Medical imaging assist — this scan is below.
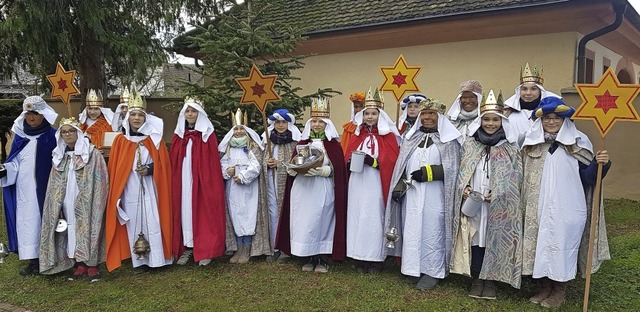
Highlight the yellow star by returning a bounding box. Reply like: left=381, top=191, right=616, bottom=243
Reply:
left=574, top=67, right=640, bottom=137
left=46, top=62, right=80, bottom=106
left=380, top=54, right=422, bottom=102
left=235, top=64, right=281, bottom=112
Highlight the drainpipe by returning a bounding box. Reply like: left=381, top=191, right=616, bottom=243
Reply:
left=576, top=0, right=627, bottom=83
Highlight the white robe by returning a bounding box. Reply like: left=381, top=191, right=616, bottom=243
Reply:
left=221, top=147, right=261, bottom=237
left=289, top=139, right=335, bottom=256
left=118, top=135, right=172, bottom=268
left=180, top=137, right=194, bottom=248
left=532, top=148, right=587, bottom=282
left=61, top=151, right=80, bottom=258
left=1, top=135, right=42, bottom=260
left=468, top=147, right=496, bottom=248
left=346, top=135, right=386, bottom=262
left=267, top=144, right=280, bottom=247
left=507, top=109, right=533, bottom=141
left=401, top=139, right=447, bottom=278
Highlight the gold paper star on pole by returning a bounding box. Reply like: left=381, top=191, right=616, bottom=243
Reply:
left=235, top=64, right=281, bottom=112
left=46, top=62, right=80, bottom=107
left=380, top=54, right=422, bottom=102
left=573, top=67, right=640, bottom=137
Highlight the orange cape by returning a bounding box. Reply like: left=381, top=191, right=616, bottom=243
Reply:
left=340, top=122, right=357, bottom=157
left=81, top=116, right=111, bottom=148
left=105, top=135, right=172, bottom=271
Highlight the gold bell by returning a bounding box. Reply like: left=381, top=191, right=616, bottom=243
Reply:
left=133, top=232, right=150, bottom=260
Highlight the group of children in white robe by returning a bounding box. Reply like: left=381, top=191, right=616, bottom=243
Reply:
left=1, top=65, right=612, bottom=308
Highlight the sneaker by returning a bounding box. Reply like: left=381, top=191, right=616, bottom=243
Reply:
left=87, top=266, right=100, bottom=282
left=133, top=265, right=149, bottom=274
left=68, top=263, right=87, bottom=281
left=468, top=278, right=484, bottom=298
left=198, top=258, right=212, bottom=266
left=176, top=249, right=193, bottom=265
left=19, top=262, right=39, bottom=276
left=314, top=258, right=329, bottom=273
left=301, top=257, right=318, bottom=272
left=480, top=280, right=496, bottom=300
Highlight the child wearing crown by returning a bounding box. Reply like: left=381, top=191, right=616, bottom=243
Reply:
left=344, top=87, right=399, bottom=274
left=38, top=117, right=108, bottom=282
left=219, top=110, right=271, bottom=264
left=170, top=97, right=226, bottom=266
left=450, top=90, right=523, bottom=299
left=276, top=97, right=347, bottom=273
left=520, top=96, right=611, bottom=308
left=385, top=98, right=461, bottom=290
left=0, top=96, right=58, bottom=276
left=503, top=63, right=561, bottom=139
left=79, top=89, right=114, bottom=148
left=104, top=90, right=173, bottom=273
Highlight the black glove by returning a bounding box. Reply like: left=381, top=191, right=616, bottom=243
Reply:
left=410, top=169, right=424, bottom=182
left=363, top=154, right=379, bottom=169
left=391, top=179, right=407, bottom=203
left=411, top=165, right=445, bottom=182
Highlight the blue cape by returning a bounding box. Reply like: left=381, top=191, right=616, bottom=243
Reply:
left=2, top=127, right=56, bottom=252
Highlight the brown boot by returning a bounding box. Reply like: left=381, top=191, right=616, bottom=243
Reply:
left=229, top=248, right=241, bottom=263
left=237, top=244, right=252, bottom=264
left=541, top=281, right=567, bottom=308
left=530, top=277, right=553, bottom=304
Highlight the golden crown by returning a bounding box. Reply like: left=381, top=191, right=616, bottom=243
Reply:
left=310, top=97, right=330, bottom=118
left=364, top=87, right=384, bottom=110
left=128, top=88, right=146, bottom=111
left=419, top=98, right=447, bottom=115
left=185, top=96, right=204, bottom=109
left=86, top=89, right=103, bottom=107
left=59, top=116, right=81, bottom=128
left=520, top=63, right=544, bottom=85
left=481, top=89, right=504, bottom=114
left=120, top=87, right=130, bottom=104
left=230, top=108, right=248, bottom=127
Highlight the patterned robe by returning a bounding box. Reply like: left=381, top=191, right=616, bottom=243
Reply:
left=39, top=146, right=108, bottom=274
left=451, top=138, right=524, bottom=288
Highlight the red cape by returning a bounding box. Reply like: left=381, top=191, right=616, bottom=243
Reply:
left=340, top=122, right=357, bottom=158
left=344, top=126, right=399, bottom=204
left=170, top=131, right=226, bottom=261
left=105, top=135, right=172, bottom=272
left=275, top=138, right=347, bottom=261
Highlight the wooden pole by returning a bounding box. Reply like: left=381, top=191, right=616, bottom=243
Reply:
left=261, top=110, right=277, bottom=186
left=582, top=138, right=606, bottom=312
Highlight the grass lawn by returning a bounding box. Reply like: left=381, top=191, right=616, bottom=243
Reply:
left=0, top=198, right=638, bottom=311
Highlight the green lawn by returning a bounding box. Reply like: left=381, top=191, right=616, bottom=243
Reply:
left=0, top=198, right=638, bottom=311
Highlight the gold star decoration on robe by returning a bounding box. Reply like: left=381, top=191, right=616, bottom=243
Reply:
left=46, top=62, right=80, bottom=106
left=573, top=67, right=640, bottom=137
left=379, top=54, right=422, bottom=102
left=235, top=64, right=281, bottom=112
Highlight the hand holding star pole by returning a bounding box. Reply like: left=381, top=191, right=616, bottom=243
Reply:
left=46, top=62, right=80, bottom=117
left=573, top=67, right=640, bottom=312
left=380, top=54, right=422, bottom=122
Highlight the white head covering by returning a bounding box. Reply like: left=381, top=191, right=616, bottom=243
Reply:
left=504, top=83, right=561, bottom=111
left=397, top=93, right=428, bottom=130
left=122, top=110, right=165, bottom=148
left=12, top=96, right=59, bottom=136
left=111, top=103, right=128, bottom=131
left=79, top=107, right=115, bottom=125
left=353, top=108, right=400, bottom=137
left=52, top=122, right=92, bottom=166
left=262, top=109, right=302, bottom=142
left=522, top=118, right=593, bottom=152
left=218, top=125, right=265, bottom=152
left=467, top=111, right=518, bottom=144
left=174, top=100, right=215, bottom=142
left=405, top=112, right=462, bottom=143
left=300, top=117, right=340, bottom=141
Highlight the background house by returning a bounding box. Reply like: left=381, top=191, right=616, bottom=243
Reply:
left=177, top=0, right=640, bottom=198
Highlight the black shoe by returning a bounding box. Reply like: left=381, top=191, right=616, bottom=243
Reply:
left=19, top=262, right=39, bottom=276
left=416, top=275, right=440, bottom=291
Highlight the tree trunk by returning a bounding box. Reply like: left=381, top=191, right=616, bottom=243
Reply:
left=77, top=28, right=106, bottom=111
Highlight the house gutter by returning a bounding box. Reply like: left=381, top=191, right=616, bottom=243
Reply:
left=576, top=0, right=627, bottom=83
